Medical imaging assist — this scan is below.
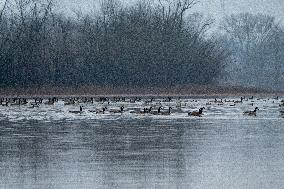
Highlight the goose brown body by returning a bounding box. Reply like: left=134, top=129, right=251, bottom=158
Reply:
left=189, top=108, right=205, bottom=117
left=243, top=107, right=259, bottom=116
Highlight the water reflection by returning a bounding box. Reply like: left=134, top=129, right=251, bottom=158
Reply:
left=1, top=118, right=284, bottom=189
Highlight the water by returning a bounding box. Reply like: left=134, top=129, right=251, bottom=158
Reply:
left=1, top=97, right=284, bottom=189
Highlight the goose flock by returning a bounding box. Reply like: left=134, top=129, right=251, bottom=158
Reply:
left=1, top=96, right=284, bottom=120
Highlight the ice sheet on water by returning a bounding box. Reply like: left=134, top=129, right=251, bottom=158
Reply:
left=0, top=97, right=283, bottom=123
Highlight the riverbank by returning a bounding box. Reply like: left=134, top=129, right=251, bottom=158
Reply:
left=0, top=85, right=282, bottom=98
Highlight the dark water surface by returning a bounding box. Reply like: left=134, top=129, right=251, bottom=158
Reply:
left=1, top=118, right=284, bottom=189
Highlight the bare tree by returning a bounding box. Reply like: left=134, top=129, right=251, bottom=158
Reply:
left=0, top=0, right=227, bottom=88
left=0, top=0, right=8, bottom=24
left=221, top=13, right=284, bottom=89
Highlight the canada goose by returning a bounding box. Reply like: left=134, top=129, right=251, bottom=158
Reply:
left=132, top=106, right=152, bottom=115
left=1, top=101, right=8, bottom=106
left=243, top=107, right=259, bottom=116
left=45, top=98, right=55, bottom=105
left=35, top=98, right=43, bottom=104
left=176, top=101, right=182, bottom=108
left=30, top=100, right=40, bottom=107
left=99, top=97, right=108, bottom=102
left=88, top=107, right=107, bottom=113
left=234, top=97, right=243, bottom=104
left=145, top=98, right=154, bottom=104
left=95, top=107, right=107, bottom=114
left=109, top=106, right=124, bottom=113
left=225, top=99, right=234, bottom=103
left=150, top=107, right=162, bottom=115
left=130, top=108, right=144, bottom=114
left=29, top=103, right=40, bottom=108
left=160, top=107, right=172, bottom=115
left=188, top=107, right=205, bottom=117
left=69, top=106, right=83, bottom=114
left=64, top=99, right=75, bottom=105
left=130, top=98, right=136, bottom=103
left=214, top=98, right=223, bottom=103
left=22, top=98, right=28, bottom=105
left=144, top=107, right=152, bottom=113
left=10, top=98, right=21, bottom=106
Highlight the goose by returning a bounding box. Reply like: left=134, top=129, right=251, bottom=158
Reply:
left=145, top=98, right=154, bottom=104
left=10, top=98, right=21, bottom=106
left=109, top=106, right=124, bottom=113
left=34, top=98, right=43, bottom=104
left=150, top=107, right=162, bottom=115
left=234, top=97, right=243, bottom=104
left=94, top=107, right=107, bottom=114
left=176, top=101, right=182, bottom=108
left=144, top=107, right=152, bottom=113
left=243, top=107, right=259, bottom=116
left=130, top=108, right=144, bottom=114
left=29, top=103, right=40, bottom=108
left=188, top=107, right=205, bottom=117
left=132, top=107, right=152, bottom=115
left=88, top=107, right=107, bottom=113
left=130, top=98, right=136, bottom=103
left=160, top=107, right=172, bottom=115
left=21, top=98, right=28, bottom=105
left=1, top=101, right=8, bottom=106
left=69, top=106, right=83, bottom=114
left=45, top=98, right=55, bottom=105
left=225, top=99, right=234, bottom=103
left=64, top=99, right=75, bottom=105
left=214, top=98, right=223, bottom=103
left=280, top=111, right=284, bottom=118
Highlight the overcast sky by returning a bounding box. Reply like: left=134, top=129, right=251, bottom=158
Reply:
left=0, top=0, right=283, bottom=22
left=56, top=0, right=284, bottom=22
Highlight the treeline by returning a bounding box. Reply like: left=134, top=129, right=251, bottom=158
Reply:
left=220, top=13, right=284, bottom=90
left=0, top=0, right=227, bottom=88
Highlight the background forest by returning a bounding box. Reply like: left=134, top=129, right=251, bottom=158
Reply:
left=0, top=0, right=283, bottom=90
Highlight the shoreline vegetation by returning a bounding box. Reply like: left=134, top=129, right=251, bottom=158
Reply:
left=1, top=0, right=283, bottom=91
left=0, top=85, right=282, bottom=98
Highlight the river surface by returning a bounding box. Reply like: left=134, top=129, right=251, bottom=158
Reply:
left=0, top=97, right=284, bottom=189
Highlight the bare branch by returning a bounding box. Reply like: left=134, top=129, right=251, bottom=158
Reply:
left=0, top=0, right=8, bottom=24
